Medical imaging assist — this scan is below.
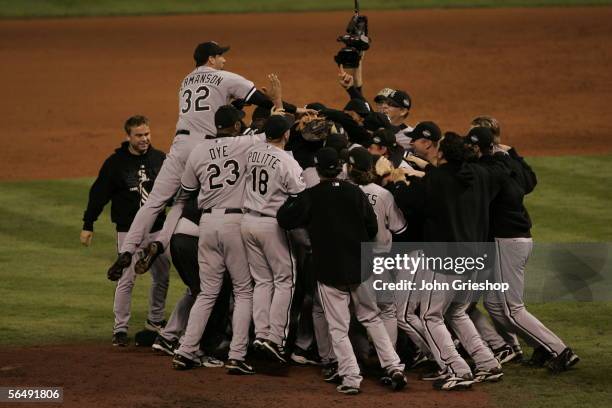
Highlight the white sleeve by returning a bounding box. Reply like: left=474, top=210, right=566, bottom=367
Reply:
left=226, top=72, right=256, bottom=101
left=284, top=158, right=306, bottom=196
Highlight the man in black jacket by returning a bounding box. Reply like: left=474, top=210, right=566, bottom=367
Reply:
left=81, top=115, right=170, bottom=347
left=277, top=147, right=406, bottom=395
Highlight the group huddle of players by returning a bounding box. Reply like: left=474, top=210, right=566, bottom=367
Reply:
left=101, top=41, right=579, bottom=395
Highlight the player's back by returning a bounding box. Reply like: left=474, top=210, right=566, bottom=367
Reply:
left=359, top=182, right=406, bottom=253
left=176, top=66, right=255, bottom=136
left=182, top=134, right=265, bottom=210
left=244, top=143, right=305, bottom=216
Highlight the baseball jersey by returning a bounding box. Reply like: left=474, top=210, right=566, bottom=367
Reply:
left=395, top=125, right=414, bottom=150
left=359, top=183, right=407, bottom=253
left=181, top=134, right=265, bottom=210
left=175, top=66, right=256, bottom=136
left=243, top=144, right=306, bottom=216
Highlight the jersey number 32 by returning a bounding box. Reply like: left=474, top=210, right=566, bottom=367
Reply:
left=181, top=86, right=211, bottom=113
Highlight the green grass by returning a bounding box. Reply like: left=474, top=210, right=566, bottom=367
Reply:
left=1, top=0, right=611, bottom=19
left=0, top=154, right=610, bottom=407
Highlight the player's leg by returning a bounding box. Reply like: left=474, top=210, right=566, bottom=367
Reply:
left=468, top=304, right=509, bottom=351
left=174, top=217, right=225, bottom=360
left=394, top=266, right=431, bottom=355
left=241, top=214, right=273, bottom=343
left=312, top=284, right=336, bottom=365
left=419, top=269, right=472, bottom=378
left=113, top=232, right=138, bottom=339
left=351, top=281, right=404, bottom=373
left=221, top=214, right=254, bottom=362
left=260, top=218, right=297, bottom=347
left=488, top=238, right=567, bottom=355
left=120, top=134, right=200, bottom=254
left=145, top=231, right=170, bottom=329
left=317, top=282, right=361, bottom=390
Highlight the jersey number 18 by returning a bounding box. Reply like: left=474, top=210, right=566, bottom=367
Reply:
left=250, top=168, right=269, bottom=195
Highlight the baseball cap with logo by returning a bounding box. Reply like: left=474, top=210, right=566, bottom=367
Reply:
left=215, top=105, right=245, bottom=129
left=407, top=121, right=441, bottom=142
left=371, top=128, right=398, bottom=149
left=344, top=99, right=371, bottom=117
left=386, top=90, right=412, bottom=110
left=264, top=115, right=294, bottom=140
left=315, top=147, right=341, bottom=171
left=465, top=126, right=494, bottom=149
left=194, top=41, right=230, bottom=66
left=374, top=88, right=395, bottom=103
left=348, top=147, right=373, bottom=171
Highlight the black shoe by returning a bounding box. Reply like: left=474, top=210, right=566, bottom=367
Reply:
left=474, top=365, right=504, bottom=383
left=290, top=346, right=321, bottom=366
left=152, top=336, right=178, bottom=356
left=145, top=319, right=167, bottom=333
left=172, top=353, right=202, bottom=370
left=410, top=351, right=430, bottom=369
left=547, top=348, right=580, bottom=373
left=262, top=340, right=287, bottom=364
left=135, top=241, right=163, bottom=275
left=336, top=384, right=360, bottom=395
left=322, top=362, right=340, bottom=383
left=112, top=332, right=128, bottom=347
left=390, top=369, right=408, bottom=391
left=421, top=368, right=448, bottom=381
left=226, top=359, right=255, bottom=375
left=523, top=346, right=553, bottom=368
left=433, top=373, right=475, bottom=391
left=252, top=337, right=266, bottom=351
left=107, top=252, right=132, bottom=281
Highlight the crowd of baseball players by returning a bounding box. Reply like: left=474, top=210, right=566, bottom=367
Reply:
left=81, top=41, right=580, bottom=395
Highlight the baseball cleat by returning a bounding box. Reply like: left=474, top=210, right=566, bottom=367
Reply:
left=433, top=373, right=475, bottom=391
left=226, top=359, right=255, bottom=375
left=145, top=319, right=166, bottom=333
left=523, top=346, right=554, bottom=368
left=172, top=353, right=202, bottom=370
left=474, top=366, right=504, bottom=383
left=336, top=384, right=360, bottom=395
left=547, top=347, right=580, bottom=373
left=421, top=368, right=448, bottom=381
left=199, top=355, right=225, bottom=368
left=390, top=369, right=408, bottom=391
left=322, top=362, right=340, bottom=383
left=262, top=340, right=287, bottom=364
left=252, top=337, right=266, bottom=351
left=107, top=252, right=132, bottom=281
left=135, top=241, right=163, bottom=275
left=112, top=332, right=128, bottom=347
left=379, top=375, right=392, bottom=386
left=494, top=345, right=520, bottom=365
left=290, top=347, right=321, bottom=366
left=152, top=336, right=178, bottom=356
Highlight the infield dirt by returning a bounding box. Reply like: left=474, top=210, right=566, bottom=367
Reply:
left=1, top=7, right=611, bottom=181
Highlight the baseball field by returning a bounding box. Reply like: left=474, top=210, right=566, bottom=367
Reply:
left=0, top=1, right=611, bottom=407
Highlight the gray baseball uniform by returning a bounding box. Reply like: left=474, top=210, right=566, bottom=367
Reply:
left=241, top=143, right=306, bottom=346
left=175, top=133, right=265, bottom=362
left=119, top=67, right=255, bottom=254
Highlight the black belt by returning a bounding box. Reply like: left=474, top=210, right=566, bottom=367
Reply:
left=176, top=129, right=190, bottom=136
left=202, top=208, right=243, bottom=214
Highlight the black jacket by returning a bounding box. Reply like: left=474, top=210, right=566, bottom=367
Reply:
left=82, top=142, right=166, bottom=232
left=277, top=179, right=378, bottom=286
left=390, top=162, right=502, bottom=243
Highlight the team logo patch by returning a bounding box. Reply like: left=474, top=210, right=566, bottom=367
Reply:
left=423, top=130, right=431, bottom=138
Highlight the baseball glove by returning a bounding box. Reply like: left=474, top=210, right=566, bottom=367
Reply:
left=301, top=118, right=335, bottom=142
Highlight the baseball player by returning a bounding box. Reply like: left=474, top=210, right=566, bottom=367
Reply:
left=241, top=114, right=306, bottom=362
left=81, top=115, right=170, bottom=346
left=106, top=42, right=287, bottom=278
left=277, top=147, right=407, bottom=395
left=465, top=126, right=580, bottom=372
left=171, top=105, right=266, bottom=374
left=380, top=90, right=413, bottom=149
left=389, top=133, right=503, bottom=390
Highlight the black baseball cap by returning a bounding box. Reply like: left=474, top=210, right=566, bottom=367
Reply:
left=315, top=147, right=340, bottom=171
left=252, top=106, right=271, bottom=122
left=194, top=41, right=230, bottom=65
left=348, top=147, right=373, bottom=171
left=343, top=99, right=371, bottom=117
left=407, top=121, right=441, bottom=142
left=363, top=112, right=392, bottom=132
left=215, top=105, right=245, bottom=129
left=374, top=88, right=395, bottom=103
left=386, top=90, right=411, bottom=110
left=325, top=132, right=349, bottom=153
left=264, top=115, right=294, bottom=140
left=371, top=128, right=398, bottom=149
left=465, top=126, right=494, bottom=149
